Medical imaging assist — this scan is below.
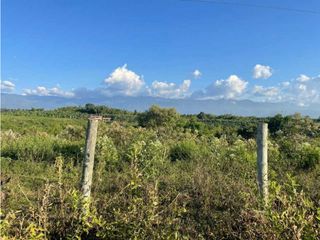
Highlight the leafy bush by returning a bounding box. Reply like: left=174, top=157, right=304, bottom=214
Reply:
left=298, top=145, right=320, bottom=170
left=264, top=177, right=320, bottom=239
left=138, top=105, right=180, bottom=128
left=58, top=124, right=85, bottom=141
left=1, top=132, right=82, bottom=163
left=169, top=140, right=199, bottom=162
left=1, top=135, right=57, bottom=162
left=1, top=109, right=320, bottom=239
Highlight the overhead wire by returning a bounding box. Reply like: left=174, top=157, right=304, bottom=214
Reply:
left=180, top=0, right=320, bottom=15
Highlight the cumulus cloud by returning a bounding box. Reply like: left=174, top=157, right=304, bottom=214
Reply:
left=104, top=64, right=145, bottom=96
left=193, top=75, right=248, bottom=99
left=252, top=85, right=281, bottom=101
left=10, top=62, right=319, bottom=107
left=214, top=75, right=248, bottom=98
left=150, top=79, right=191, bottom=98
left=296, top=74, right=310, bottom=82
left=253, top=64, right=273, bottom=79
left=193, top=69, right=201, bottom=79
left=102, top=64, right=194, bottom=98
left=287, top=75, right=320, bottom=106
left=253, top=86, right=279, bottom=97
left=248, top=73, right=320, bottom=106
left=252, top=74, right=320, bottom=106
left=23, top=86, right=75, bottom=98
left=1, top=80, right=15, bottom=92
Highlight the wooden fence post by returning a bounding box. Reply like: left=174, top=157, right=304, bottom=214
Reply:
left=257, top=122, right=268, bottom=204
left=81, top=115, right=102, bottom=199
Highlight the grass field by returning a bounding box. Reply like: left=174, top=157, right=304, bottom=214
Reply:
left=1, top=106, right=319, bottom=239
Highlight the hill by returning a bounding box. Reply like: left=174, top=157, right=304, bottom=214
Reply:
left=2, top=93, right=320, bottom=117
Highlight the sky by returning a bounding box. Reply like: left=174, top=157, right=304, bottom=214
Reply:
left=1, top=0, right=320, bottom=106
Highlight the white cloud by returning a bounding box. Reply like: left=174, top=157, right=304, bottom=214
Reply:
left=181, top=79, right=191, bottom=91
left=252, top=85, right=281, bottom=101
left=193, top=75, right=248, bottom=99
left=1, top=80, right=15, bottom=92
left=291, top=77, right=319, bottom=105
left=247, top=74, right=320, bottom=105
left=274, top=74, right=320, bottom=106
left=214, top=75, right=247, bottom=99
left=281, top=81, right=290, bottom=87
left=253, top=64, right=273, bottom=79
left=296, top=74, right=310, bottom=82
left=193, top=69, right=202, bottom=78
left=253, top=85, right=279, bottom=97
left=104, top=64, right=145, bottom=96
left=298, top=84, right=307, bottom=91
left=150, top=79, right=191, bottom=98
left=23, top=86, right=74, bottom=98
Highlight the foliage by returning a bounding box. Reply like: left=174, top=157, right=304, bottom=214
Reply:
left=264, top=177, right=320, bottom=239
left=137, top=105, right=180, bottom=128
left=1, top=131, right=83, bottom=163
left=1, top=106, right=319, bottom=239
left=298, top=145, right=320, bottom=170
left=169, top=140, right=199, bottom=162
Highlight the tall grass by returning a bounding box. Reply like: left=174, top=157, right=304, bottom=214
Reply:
left=1, top=113, right=319, bottom=239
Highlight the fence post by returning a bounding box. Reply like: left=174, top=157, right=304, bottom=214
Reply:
left=81, top=115, right=102, bottom=199
left=257, top=122, right=268, bottom=204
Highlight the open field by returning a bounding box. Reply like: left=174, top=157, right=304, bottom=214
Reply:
left=1, top=105, right=320, bottom=239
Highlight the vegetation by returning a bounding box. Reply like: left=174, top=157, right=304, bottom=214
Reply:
left=1, top=105, right=319, bottom=239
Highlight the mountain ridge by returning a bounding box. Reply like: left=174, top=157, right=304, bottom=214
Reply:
left=1, top=93, right=319, bottom=117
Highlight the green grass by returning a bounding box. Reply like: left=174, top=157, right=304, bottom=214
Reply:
left=1, top=109, right=319, bottom=239
left=1, top=114, right=86, bottom=135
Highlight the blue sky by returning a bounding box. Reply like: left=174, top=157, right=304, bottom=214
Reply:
left=1, top=0, right=320, bottom=105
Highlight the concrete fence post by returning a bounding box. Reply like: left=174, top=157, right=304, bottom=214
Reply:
left=257, top=122, right=268, bottom=204
left=81, top=115, right=102, bottom=199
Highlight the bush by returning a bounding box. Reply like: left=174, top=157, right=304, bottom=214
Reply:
left=169, top=140, right=199, bottom=162
left=138, top=105, right=180, bottom=128
left=1, top=110, right=320, bottom=239
left=58, top=124, right=84, bottom=141
left=264, top=177, right=320, bottom=239
left=1, top=133, right=83, bottom=163
left=1, top=135, right=56, bottom=162
left=298, top=145, right=320, bottom=170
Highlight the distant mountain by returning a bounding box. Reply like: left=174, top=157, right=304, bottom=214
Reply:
left=1, top=93, right=319, bottom=117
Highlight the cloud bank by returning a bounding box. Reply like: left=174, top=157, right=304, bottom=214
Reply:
left=193, top=75, right=248, bottom=100
left=1, top=80, right=15, bottom=92
left=5, top=64, right=320, bottom=107
left=150, top=79, right=191, bottom=98
left=23, top=86, right=75, bottom=98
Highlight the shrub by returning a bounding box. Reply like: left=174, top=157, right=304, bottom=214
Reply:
left=1, top=133, right=83, bottom=163
left=264, top=177, right=320, bottom=239
left=298, top=145, right=320, bottom=170
left=1, top=110, right=320, bottom=239
left=169, top=140, right=199, bottom=162
left=1, top=135, right=57, bottom=162
left=58, top=124, right=84, bottom=141
left=138, top=105, right=180, bottom=128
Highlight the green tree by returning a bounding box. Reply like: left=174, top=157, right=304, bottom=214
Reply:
left=138, top=105, right=180, bottom=128
left=268, top=114, right=286, bottom=134
left=84, top=103, right=99, bottom=114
